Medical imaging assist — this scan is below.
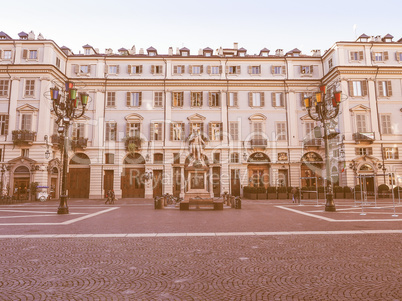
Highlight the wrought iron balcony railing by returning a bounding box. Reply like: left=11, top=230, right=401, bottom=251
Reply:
left=353, top=132, right=375, bottom=143
left=71, top=137, right=88, bottom=149
left=250, top=139, right=267, bottom=148
left=12, top=130, right=36, bottom=145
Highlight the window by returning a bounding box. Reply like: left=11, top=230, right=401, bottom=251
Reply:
left=129, top=65, right=143, bottom=74
left=305, top=121, right=315, bottom=136
left=249, top=65, right=261, bottom=75
left=105, top=123, right=117, bottom=141
left=272, top=66, right=285, bottom=75
left=355, top=114, right=367, bottom=132
left=384, top=147, right=399, bottom=160
left=3, top=50, right=12, bottom=60
left=105, top=153, right=115, bottom=164
left=173, top=65, right=185, bottom=75
left=209, top=123, right=222, bottom=141
left=208, top=66, right=221, bottom=74
left=231, top=153, right=240, bottom=163
left=154, top=92, right=163, bottom=107
left=229, top=121, right=239, bottom=141
left=300, top=65, right=313, bottom=75
left=373, top=51, right=388, bottom=62
left=29, top=50, right=37, bottom=60
left=56, top=57, right=61, bottom=68
left=378, top=81, right=392, bottom=97
left=252, top=122, right=264, bottom=139
left=249, top=92, right=264, bottom=107
left=227, top=65, right=240, bottom=75
left=84, top=48, right=91, bottom=55
left=271, top=92, right=284, bottom=107
left=328, top=58, right=333, bottom=69
left=25, top=79, right=35, bottom=97
left=107, top=92, right=116, bottom=107
left=213, top=153, right=220, bottom=163
left=151, top=123, right=163, bottom=141
left=355, top=147, right=373, bottom=156
left=190, top=65, right=203, bottom=75
left=173, top=153, right=180, bottom=164
left=151, top=65, right=163, bottom=74
left=396, top=52, right=402, bottom=62
left=0, top=80, right=9, bottom=97
left=72, top=123, right=85, bottom=138
left=0, top=115, right=9, bottom=135
left=170, top=122, right=185, bottom=141
left=127, top=123, right=141, bottom=137
left=80, top=65, right=89, bottom=74
left=350, top=51, right=364, bottom=61
left=172, top=92, right=183, bottom=107
left=209, top=92, right=220, bottom=107
left=380, top=115, right=392, bottom=134
left=154, top=153, right=163, bottom=163
left=189, top=123, right=204, bottom=136
left=276, top=122, right=287, bottom=141
left=348, top=81, right=367, bottom=97
left=127, top=92, right=142, bottom=107
left=191, top=92, right=203, bottom=107
left=21, top=149, right=29, bottom=158
left=228, top=92, right=238, bottom=107
left=21, top=114, right=32, bottom=131
left=108, top=65, right=119, bottom=74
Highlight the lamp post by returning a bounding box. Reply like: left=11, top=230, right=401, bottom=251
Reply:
left=50, top=81, right=88, bottom=214
left=304, top=85, right=342, bottom=212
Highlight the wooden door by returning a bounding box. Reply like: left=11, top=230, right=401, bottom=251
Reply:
left=212, top=167, right=221, bottom=197
left=51, top=178, right=57, bottom=198
left=121, top=168, right=145, bottom=198
left=14, top=178, right=29, bottom=200
left=231, top=169, right=241, bottom=196
left=104, top=170, right=114, bottom=197
left=153, top=170, right=163, bottom=198
left=68, top=168, right=90, bottom=198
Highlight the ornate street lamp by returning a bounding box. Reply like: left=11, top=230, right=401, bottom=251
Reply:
left=304, top=85, right=342, bottom=212
left=50, top=81, right=89, bottom=214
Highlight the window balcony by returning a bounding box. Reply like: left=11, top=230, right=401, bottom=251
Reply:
left=250, top=139, right=267, bottom=149
left=304, top=139, right=322, bottom=147
left=12, top=130, right=36, bottom=146
left=71, top=137, right=88, bottom=149
left=353, top=132, right=375, bottom=143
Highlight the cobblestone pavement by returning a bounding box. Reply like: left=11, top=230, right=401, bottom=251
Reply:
left=0, top=199, right=401, bottom=300
left=0, top=235, right=401, bottom=300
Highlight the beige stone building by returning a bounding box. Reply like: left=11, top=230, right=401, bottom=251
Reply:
left=0, top=31, right=401, bottom=200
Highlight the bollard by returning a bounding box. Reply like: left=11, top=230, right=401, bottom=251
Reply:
left=230, top=196, right=235, bottom=208
left=235, top=197, right=242, bottom=209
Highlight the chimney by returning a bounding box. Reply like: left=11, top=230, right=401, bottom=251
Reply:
left=311, top=49, right=321, bottom=56
left=168, top=47, right=173, bottom=56
left=176, top=47, right=180, bottom=55
left=234, top=42, right=238, bottom=50
left=275, top=49, right=283, bottom=56
left=139, top=48, right=144, bottom=55
left=198, top=48, right=203, bottom=55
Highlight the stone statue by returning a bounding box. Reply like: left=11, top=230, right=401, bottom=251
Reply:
left=189, top=129, right=205, bottom=161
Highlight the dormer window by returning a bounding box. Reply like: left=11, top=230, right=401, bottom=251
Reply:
left=237, top=48, right=247, bottom=57
left=82, top=44, right=94, bottom=55
left=18, top=32, right=28, bottom=40
left=289, top=48, right=301, bottom=57
left=85, top=49, right=90, bottom=55
left=147, top=47, right=157, bottom=56
left=382, top=34, right=394, bottom=42
left=118, top=48, right=129, bottom=55
left=259, top=48, right=270, bottom=57
left=180, top=47, right=190, bottom=56
left=357, top=34, right=369, bottom=42
left=203, top=47, right=213, bottom=57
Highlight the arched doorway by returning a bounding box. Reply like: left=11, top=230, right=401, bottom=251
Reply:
left=247, top=152, right=270, bottom=188
left=358, top=163, right=375, bottom=195
left=301, top=152, right=323, bottom=187
left=13, top=166, right=30, bottom=200
left=121, top=153, right=145, bottom=198
left=68, top=153, right=90, bottom=198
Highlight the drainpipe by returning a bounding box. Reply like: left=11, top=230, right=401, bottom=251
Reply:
left=163, top=58, right=167, bottom=195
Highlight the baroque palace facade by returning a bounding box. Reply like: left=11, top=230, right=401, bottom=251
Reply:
left=0, top=30, right=401, bottom=200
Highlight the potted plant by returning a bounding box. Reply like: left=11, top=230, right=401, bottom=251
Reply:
left=344, top=186, right=353, bottom=199
left=29, top=182, right=39, bottom=202
left=377, top=184, right=390, bottom=199
left=334, top=186, right=344, bottom=199
left=243, top=186, right=257, bottom=199
left=277, top=186, right=287, bottom=199
left=256, top=186, right=267, bottom=199
left=267, top=186, right=277, bottom=199
left=354, top=184, right=362, bottom=200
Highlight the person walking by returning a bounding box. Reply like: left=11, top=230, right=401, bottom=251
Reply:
left=291, top=187, right=299, bottom=204
left=105, top=190, right=111, bottom=204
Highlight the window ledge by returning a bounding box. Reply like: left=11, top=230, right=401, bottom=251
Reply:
left=129, top=73, right=142, bottom=76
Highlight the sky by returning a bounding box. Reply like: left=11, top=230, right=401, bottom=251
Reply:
left=2, top=0, right=402, bottom=55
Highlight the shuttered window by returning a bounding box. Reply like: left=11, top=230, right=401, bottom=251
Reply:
left=105, top=123, right=117, bottom=141
left=170, top=122, right=185, bottom=141
left=248, top=92, right=265, bottom=107
left=384, top=147, right=399, bottom=160
left=209, top=122, right=223, bottom=141
left=189, top=123, right=204, bottom=136
left=129, top=65, right=143, bottom=74
left=151, top=65, right=163, bottom=74
left=172, top=92, right=183, bottom=107
left=350, top=51, right=364, bottom=61
left=396, top=52, right=402, bottom=62
left=173, top=65, right=185, bottom=74
left=378, top=81, right=392, bottom=97
left=228, top=92, right=238, bottom=107
left=227, top=66, right=241, bottom=75
left=348, top=81, right=367, bottom=97
left=355, top=114, right=367, bottom=132
left=151, top=123, right=163, bottom=141
left=154, top=92, right=163, bottom=107
left=372, top=51, right=389, bottom=61
left=0, top=80, right=9, bottom=97
left=107, top=92, right=116, bottom=107
left=191, top=92, right=203, bottom=107
left=276, top=122, right=287, bottom=141
left=107, top=65, right=119, bottom=74
left=300, top=65, right=313, bottom=75
left=229, top=122, right=239, bottom=141
left=271, top=66, right=286, bottom=75
left=0, top=115, right=9, bottom=135
left=380, top=115, right=392, bottom=134
left=209, top=92, right=220, bottom=107
left=271, top=92, right=284, bottom=107
left=126, top=92, right=142, bottom=107
left=189, top=65, right=203, bottom=74
left=208, top=66, right=222, bottom=74
left=249, top=65, right=261, bottom=74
